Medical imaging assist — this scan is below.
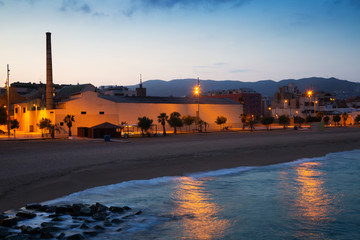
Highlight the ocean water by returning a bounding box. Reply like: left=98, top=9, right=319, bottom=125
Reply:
left=30, top=150, right=360, bottom=239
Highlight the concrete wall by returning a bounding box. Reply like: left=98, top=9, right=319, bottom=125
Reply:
left=57, top=92, right=242, bottom=134
left=13, top=91, right=243, bottom=135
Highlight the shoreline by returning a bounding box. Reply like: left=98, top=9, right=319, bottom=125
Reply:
left=1, top=127, right=360, bottom=212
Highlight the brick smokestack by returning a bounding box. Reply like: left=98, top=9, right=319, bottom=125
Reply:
left=46, top=32, right=54, bottom=109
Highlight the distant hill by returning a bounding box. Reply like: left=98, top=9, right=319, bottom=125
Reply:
left=126, top=77, right=360, bottom=99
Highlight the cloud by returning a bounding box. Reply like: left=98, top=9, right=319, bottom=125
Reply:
left=60, top=0, right=91, bottom=14
left=123, top=0, right=251, bottom=16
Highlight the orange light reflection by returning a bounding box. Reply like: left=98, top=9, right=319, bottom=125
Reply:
left=171, top=177, right=231, bottom=240
left=294, top=162, right=334, bottom=221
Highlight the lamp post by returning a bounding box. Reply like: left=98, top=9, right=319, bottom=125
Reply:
left=314, top=100, right=318, bottom=116
left=284, top=99, right=288, bottom=115
left=6, top=64, right=10, bottom=138
left=33, top=104, right=38, bottom=131
left=194, top=78, right=200, bottom=131
left=307, top=90, right=313, bottom=116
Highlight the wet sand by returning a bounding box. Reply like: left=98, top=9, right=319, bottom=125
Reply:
left=1, top=127, right=360, bottom=212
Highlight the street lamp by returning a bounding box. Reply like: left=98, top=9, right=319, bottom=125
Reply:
left=33, top=104, right=38, bottom=131
left=6, top=64, right=10, bottom=138
left=307, top=90, right=313, bottom=115
left=284, top=99, right=288, bottom=115
left=314, top=100, right=318, bottom=116
left=194, top=78, right=200, bottom=131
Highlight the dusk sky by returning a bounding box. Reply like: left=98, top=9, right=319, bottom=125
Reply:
left=1, top=0, right=360, bottom=87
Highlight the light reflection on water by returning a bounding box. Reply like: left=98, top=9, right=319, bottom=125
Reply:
left=170, top=177, right=232, bottom=240
left=27, top=150, right=359, bottom=239
left=286, top=161, right=340, bottom=240
left=294, top=162, right=334, bottom=221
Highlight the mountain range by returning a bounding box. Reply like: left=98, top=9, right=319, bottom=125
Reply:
left=127, top=77, right=360, bottom=99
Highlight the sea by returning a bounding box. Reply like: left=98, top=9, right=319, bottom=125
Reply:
left=17, top=150, right=360, bottom=239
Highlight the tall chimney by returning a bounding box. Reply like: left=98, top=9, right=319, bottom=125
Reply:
left=46, top=32, right=54, bottom=109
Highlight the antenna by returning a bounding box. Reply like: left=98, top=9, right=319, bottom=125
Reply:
left=140, top=74, right=143, bottom=87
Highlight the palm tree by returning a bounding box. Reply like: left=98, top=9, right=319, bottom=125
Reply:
left=199, top=119, right=209, bottom=132
left=240, top=113, right=247, bottom=130
left=182, top=115, right=195, bottom=132
left=167, top=112, right=183, bottom=134
left=138, top=116, right=153, bottom=136
left=157, top=113, right=168, bottom=136
left=341, top=112, right=349, bottom=126
left=333, top=114, right=341, bottom=127
left=119, top=121, right=127, bottom=137
left=64, top=114, right=75, bottom=136
left=10, top=119, right=19, bottom=138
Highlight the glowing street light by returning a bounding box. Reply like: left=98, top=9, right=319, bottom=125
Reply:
left=307, top=90, right=313, bottom=116
left=6, top=64, right=10, bottom=138
left=284, top=99, right=288, bottom=115
left=194, top=78, right=200, bottom=131
left=314, top=100, right=318, bottom=116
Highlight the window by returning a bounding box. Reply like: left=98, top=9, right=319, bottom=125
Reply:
left=60, top=122, right=64, bottom=126
left=81, top=111, right=86, bottom=115
left=23, top=107, right=26, bottom=113
left=99, top=111, right=104, bottom=115
left=15, top=108, right=18, bottom=114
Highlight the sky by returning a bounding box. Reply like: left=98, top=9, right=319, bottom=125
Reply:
left=0, top=0, right=360, bottom=87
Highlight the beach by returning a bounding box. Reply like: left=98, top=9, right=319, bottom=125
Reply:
left=1, top=127, right=360, bottom=212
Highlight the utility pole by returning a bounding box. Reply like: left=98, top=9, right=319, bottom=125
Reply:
left=6, top=64, right=10, bottom=138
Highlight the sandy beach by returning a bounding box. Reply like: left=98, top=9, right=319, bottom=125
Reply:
left=1, top=127, right=360, bottom=212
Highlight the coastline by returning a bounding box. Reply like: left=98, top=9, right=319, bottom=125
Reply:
left=1, top=127, right=360, bottom=212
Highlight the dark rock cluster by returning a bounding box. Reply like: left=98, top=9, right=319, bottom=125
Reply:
left=0, top=202, right=143, bottom=239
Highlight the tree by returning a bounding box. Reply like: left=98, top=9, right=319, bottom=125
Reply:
left=199, top=119, right=209, bottom=132
left=306, top=115, right=321, bottom=123
left=240, top=113, right=247, bottom=130
left=355, top=115, right=360, bottom=125
left=119, top=121, right=127, bottom=137
left=182, top=115, right=195, bottom=132
left=246, top=116, right=255, bottom=131
left=215, top=116, right=227, bottom=130
left=333, top=114, right=341, bottom=127
left=316, top=112, right=324, bottom=122
left=49, top=124, right=60, bottom=139
left=38, top=118, right=58, bottom=138
left=323, top=116, right=330, bottom=126
left=278, top=115, right=290, bottom=129
left=157, top=113, right=168, bottom=136
left=167, top=112, right=183, bottom=134
left=38, top=118, right=52, bottom=137
left=137, top=116, right=153, bottom=136
left=10, top=119, right=19, bottom=138
left=341, top=112, right=349, bottom=126
left=0, top=106, right=7, bottom=125
left=294, top=116, right=305, bottom=128
left=64, top=114, right=75, bottom=136
left=261, top=116, right=274, bottom=130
